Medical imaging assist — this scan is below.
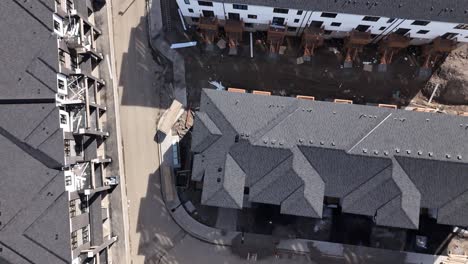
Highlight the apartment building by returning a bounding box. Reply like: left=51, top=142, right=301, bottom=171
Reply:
left=0, top=1, right=117, bottom=263
left=177, top=0, right=468, bottom=45
left=191, top=89, right=468, bottom=230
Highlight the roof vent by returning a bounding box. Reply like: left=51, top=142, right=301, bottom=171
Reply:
left=395, top=148, right=400, bottom=153
left=428, top=152, right=434, bottom=157
left=417, top=151, right=422, bottom=155
left=446, top=154, right=451, bottom=159
left=374, top=150, right=379, bottom=155
left=363, top=148, right=368, bottom=153
left=457, top=155, right=462, bottom=160
left=406, top=150, right=411, bottom=154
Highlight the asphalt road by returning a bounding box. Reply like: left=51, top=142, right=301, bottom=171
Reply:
left=111, top=0, right=183, bottom=263
left=110, top=1, right=302, bottom=263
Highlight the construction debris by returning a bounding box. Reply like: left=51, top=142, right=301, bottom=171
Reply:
left=424, top=44, right=468, bottom=104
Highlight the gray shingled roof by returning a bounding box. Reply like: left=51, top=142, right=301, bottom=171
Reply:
left=0, top=1, right=71, bottom=263
left=216, top=0, right=468, bottom=24
left=192, top=89, right=468, bottom=229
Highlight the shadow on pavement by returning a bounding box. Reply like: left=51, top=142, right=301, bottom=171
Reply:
left=119, top=16, right=171, bottom=109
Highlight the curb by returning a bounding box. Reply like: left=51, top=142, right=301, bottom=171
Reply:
left=105, top=1, right=132, bottom=263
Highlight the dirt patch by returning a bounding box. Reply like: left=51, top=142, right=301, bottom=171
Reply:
left=424, top=44, right=468, bottom=105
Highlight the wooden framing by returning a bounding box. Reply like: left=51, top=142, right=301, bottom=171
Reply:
left=227, top=88, right=246, bottom=93
left=378, top=103, right=398, bottom=109
left=334, top=99, right=353, bottom=104
left=296, top=95, right=315, bottom=101
left=252, top=90, right=271, bottom=95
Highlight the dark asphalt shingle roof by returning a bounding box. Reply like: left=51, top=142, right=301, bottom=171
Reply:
left=0, top=0, right=58, bottom=100
left=216, top=0, right=468, bottom=24
left=0, top=1, right=71, bottom=263
left=192, top=89, right=468, bottom=229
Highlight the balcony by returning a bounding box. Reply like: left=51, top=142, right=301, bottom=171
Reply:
left=63, top=12, right=103, bottom=61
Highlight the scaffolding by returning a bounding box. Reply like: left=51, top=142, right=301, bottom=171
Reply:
left=421, top=37, right=457, bottom=68
left=198, top=16, right=219, bottom=45
left=224, top=19, right=244, bottom=48
left=301, top=26, right=324, bottom=57
left=344, top=30, right=371, bottom=65
left=267, top=23, right=287, bottom=54
left=378, top=33, right=410, bottom=65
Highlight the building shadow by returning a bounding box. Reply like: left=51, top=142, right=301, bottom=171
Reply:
left=118, top=16, right=170, bottom=109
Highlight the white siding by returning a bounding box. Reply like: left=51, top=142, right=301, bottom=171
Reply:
left=176, top=0, right=468, bottom=43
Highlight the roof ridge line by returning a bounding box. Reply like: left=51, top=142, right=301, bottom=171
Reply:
left=279, top=184, right=303, bottom=208
left=438, top=188, right=468, bottom=214
left=342, top=162, right=393, bottom=199
left=249, top=152, right=293, bottom=187
left=23, top=105, right=57, bottom=142
left=347, top=113, right=392, bottom=153
left=250, top=100, right=300, bottom=143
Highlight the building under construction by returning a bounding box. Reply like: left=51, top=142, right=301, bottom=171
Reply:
left=0, top=1, right=122, bottom=263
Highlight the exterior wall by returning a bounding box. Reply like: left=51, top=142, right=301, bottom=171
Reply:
left=176, top=0, right=468, bottom=43
left=53, top=0, right=117, bottom=263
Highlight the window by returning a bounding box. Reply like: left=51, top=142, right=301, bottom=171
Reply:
left=69, top=200, right=76, bottom=217
left=58, top=50, right=66, bottom=65
left=228, top=12, right=240, bottom=21
left=202, top=10, right=214, bottom=17
left=82, top=226, right=89, bottom=244
left=233, top=4, right=247, bottom=10
left=321, top=12, right=337, bottom=18
left=53, top=14, right=63, bottom=36
left=198, top=1, right=213, bottom=6
left=244, top=187, right=250, bottom=195
left=60, top=114, right=67, bottom=125
left=310, top=21, right=323, bottom=28
left=192, top=17, right=199, bottom=22
left=184, top=0, right=190, bottom=4
left=273, top=8, right=289, bottom=14
left=417, top=30, right=429, bottom=34
left=387, top=18, right=396, bottom=23
left=412, top=20, right=430, bottom=26
left=188, top=8, right=193, bottom=13
left=355, top=25, right=370, bottom=32
left=294, top=19, right=300, bottom=23
left=57, top=74, right=67, bottom=94
left=272, top=17, right=285, bottom=25
left=362, top=16, right=380, bottom=22
left=455, top=24, right=468, bottom=30
left=297, top=10, right=303, bottom=15
left=245, top=22, right=253, bottom=28
left=379, top=26, right=386, bottom=30
left=441, top=32, right=458, bottom=39
left=71, top=231, right=78, bottom=249
left=248, top=14, right=257, bottom=19
left=394, top=28, right=410, bottom=35
left=288, top=27, right=297, bottom=32
left=65, top=173, right=72, bottom=186
left=331, top=22, right=341, bottom=27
